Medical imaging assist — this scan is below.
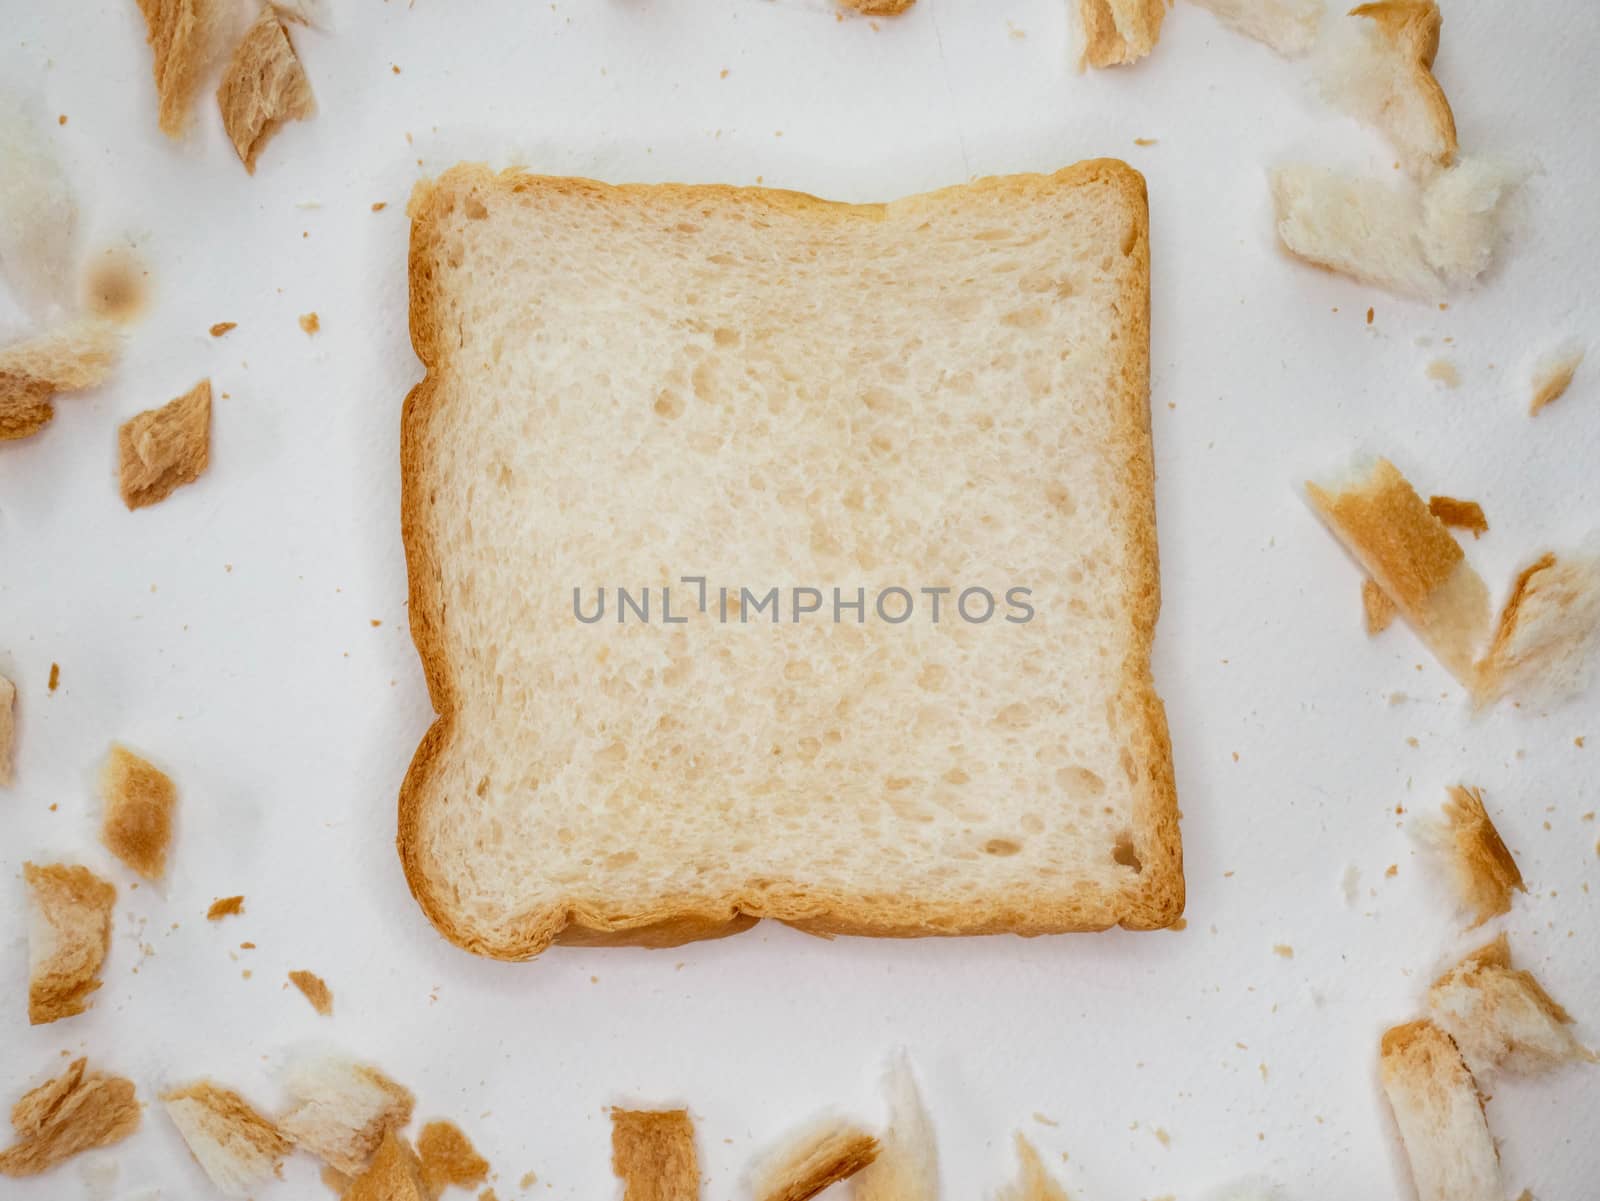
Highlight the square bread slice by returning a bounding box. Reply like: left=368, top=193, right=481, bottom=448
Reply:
left=399, top=161, right=1180, bottom=958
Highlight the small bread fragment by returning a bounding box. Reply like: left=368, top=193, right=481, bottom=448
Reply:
left=1307, top=458, right=1490, bottom=682
left=1079, top=0, right=1168, bottom=69
left=135, top=0, right=232, bottom=137
left=0, top=321, right=120, bottom=442
left=117, top=378, right=211, bottom=510
left=347, top=1130, right=428, bottom=1201
left=1426, top=496, right=1487, bottom=539
left=0, top=1058, right=140, bottom=1177
left=161, top=1081, right=292, bottom=1198
left=1185, top=0, right=1322, bottom=58
left=851, top=1057, right=938, bottom=1201
left=1428, top=934, right=1591, bottom=1076
left=612, top=1109, right=699, bottom=1201
left=418, top=1120, right=489, bottom=1197
left=1318, top=1, right=1456, bottom=176
left=1363, top=577, right=1398, bottom=635
left=0, top=92, right=79, bottom=316
left=216, top=10, right=315, bottom=173
left=24, top=861, right=116, bottom=1025
left=1379, top=1020, right=1501, bottom=1201
left=836, top=0, right=918, bottom=13
left=99, top=744, right=177, bottom=880
left=279, top=1058, right=416, bottom=1177
left=0, top=673, right=14, bottom=786
left=753, top=1119, right=879, bottom=1201
left=1420, top=786, right=1525, bottom=927
left=996, top=1134, right=1070, bottom=1201
left=1474, top=550, right=1600, bottom=707
left=288, top=969, right=334, bottom=1016
left=207, top=895, right=245, bottom=919
left=1529, top=347, right=1584, bottom=416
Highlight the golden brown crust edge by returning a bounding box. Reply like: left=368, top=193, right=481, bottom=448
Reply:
left=395, top=161, right=1180, bottom=959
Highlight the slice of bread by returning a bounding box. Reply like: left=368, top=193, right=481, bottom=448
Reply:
left=24, top=861, right=116, bottom=1025
left=753, top=1119, right=879, bottom=1201
left=160, top=1081, right=291, bottom=1198
left=1306, top=458, right=1490, bottom=683
left=399, top=161, right=1180, bottom=959
left=851, top=1057, right=937, bottom=1201
left=1185, top=0, right=1322, bottom=58
left=1317, top=0, right=1456, bottom=177
left=1427, top=934, right=1592, bottom=1077
left=1378, top=1019, right=1501, bottom=1201
left=1078, top=0, right=1168, bottom=69
left=611, top=1109, right=699, bottom=1201
left=0, top=1058, right=141, bottom=1178
left=278, top=1057, right=416, bottom=1177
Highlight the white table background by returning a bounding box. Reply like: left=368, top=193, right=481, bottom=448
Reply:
left=2, top=2, right=1597, bottom=1199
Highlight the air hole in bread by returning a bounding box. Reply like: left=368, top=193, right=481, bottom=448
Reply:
left=943, top=767, right=969, bottom=785
left=654, top=389, right=684, bottom=420
left=475, top=775, right=489, bottom=797
left=712, top=326, right=738, bottom=346
left=917, top=664, right=948, bottom=691
left=1058, top=766, right=1105, bottom=799
left=1112, top=833, right=1142, bottom=871
left=464, top=197, right=488, bottom=220
left=993, top=702, right=1032, bottom=729
left=1045, top=484, right=1075, bottom=515
left=984, top=838, right=1022, bottom=857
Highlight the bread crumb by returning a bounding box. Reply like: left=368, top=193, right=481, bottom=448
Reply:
left=1425, top=359, right=1459, bottom=388
left=0, top=1058, right=141, bottom=1176
left=1386, top=864, right=1399, bottom=877
left=372, top=202, right=387, bottom=211
left=1367, top=306, right=1375, bottom=324
left=419, top=1121, right=490, bottom=1196
left=519, top=1170, right=538, bottom=1189
left=1529, top=347, right=1583, bottom=416
left=47, top=663, right=60, bottom=692
left=289, top=969, right=334, bottom=1016
left=1426, top=785, right=1526, bottom=926
left=99, top=744, right=177, bottom=880
left=1363, top=577, right=1398, bottom=634
left=300, top=312, right=321, bottom=334
left=210, top=321, right=236, bottom=336
left=1426, top=495, right=1487, bottom=538
left=24, top=862, right=116, bottom=1024
left=1273, top=944, right=1294, bottom=958
left=1133, top=137, right=1157, bottom=146
left=217, top=10, right=315, bottom=172
left=207, top=895, right=245, bottom=919
left=118, top=379, right=211, bottom=509
left=0, top=674, right=14, bottom=786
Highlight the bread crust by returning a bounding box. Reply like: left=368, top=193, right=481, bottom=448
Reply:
left=397, top=161, right=1180, bottom=959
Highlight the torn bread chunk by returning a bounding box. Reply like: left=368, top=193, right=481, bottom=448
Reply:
left=99, top=744, right=177, bottom=880
left=347, top=1130, right=427, bottom=1201
left=1306, top=458, right=1490, bottom=683
left=161, top=1082, right=291, bottom=1198
left=288, top=969, right=333, bottom=1016
left=418, top=1120, right=489, bottom=1198
left=135, top=0, right=234, bottom=137
left=1379, top=1020, right=1501, bottom=1201
left=0, top=92, right=79, bottom=316
left=1529, top=345, right=1584, bottom=416
left=0, top=1058, right=140, bottom=1178
left=1426, top=496, right=1487, bottom=539
left=1417, top=158, right=1522, bottom=290
left=996, top=1134, right=1070, bottom=1201
left=24, top=862, right=116, bottom=1025
left=1185, top=0, right=1322, bottom=58
left=0, top=321, right=121, bottom=442
left=1419, top=786, right=1525, bottom=927
left=0, top=673, right=14, bottom=785
left=279, top=1058, right=416, bottom=1177
left=612, top=1109, right=699, bottom=1201
left=752, top=1119, right=879, bottom=1201
left=118, top=378, right=211, bottom=510
left=1363, top=577, right=1398, bottom=635
left=217, top=10, right=314, bottom=173
left=1474, top=550, right=1600, bottom=707
left=1428, top=934, right=1592, bottom=1076
left=1079, top=0, right=1167, bottom=68
left=1318, top=0, right=1456, bottom=176
left=851, top=1057, right=938, bottom=1201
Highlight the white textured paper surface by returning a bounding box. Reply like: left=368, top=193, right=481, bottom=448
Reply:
left=2, top=3, right=1597, bottom=1199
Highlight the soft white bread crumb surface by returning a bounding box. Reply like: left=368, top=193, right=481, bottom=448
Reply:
left=1186, top=0, right=1322, bottom=58
left=1474, top=547, right=1600, bottom=708
left=160, top=1084, right=289, bottom=1199
left=401, top=163, right=1177, bottom=956
left=1378, top=1020, right=1502, bottom=1201
left=851, top=1056, right=938, bottom=1201
left=277, top=1057, right=416, bottom=1177
left=1419, top=157, right=1522, bottom=290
